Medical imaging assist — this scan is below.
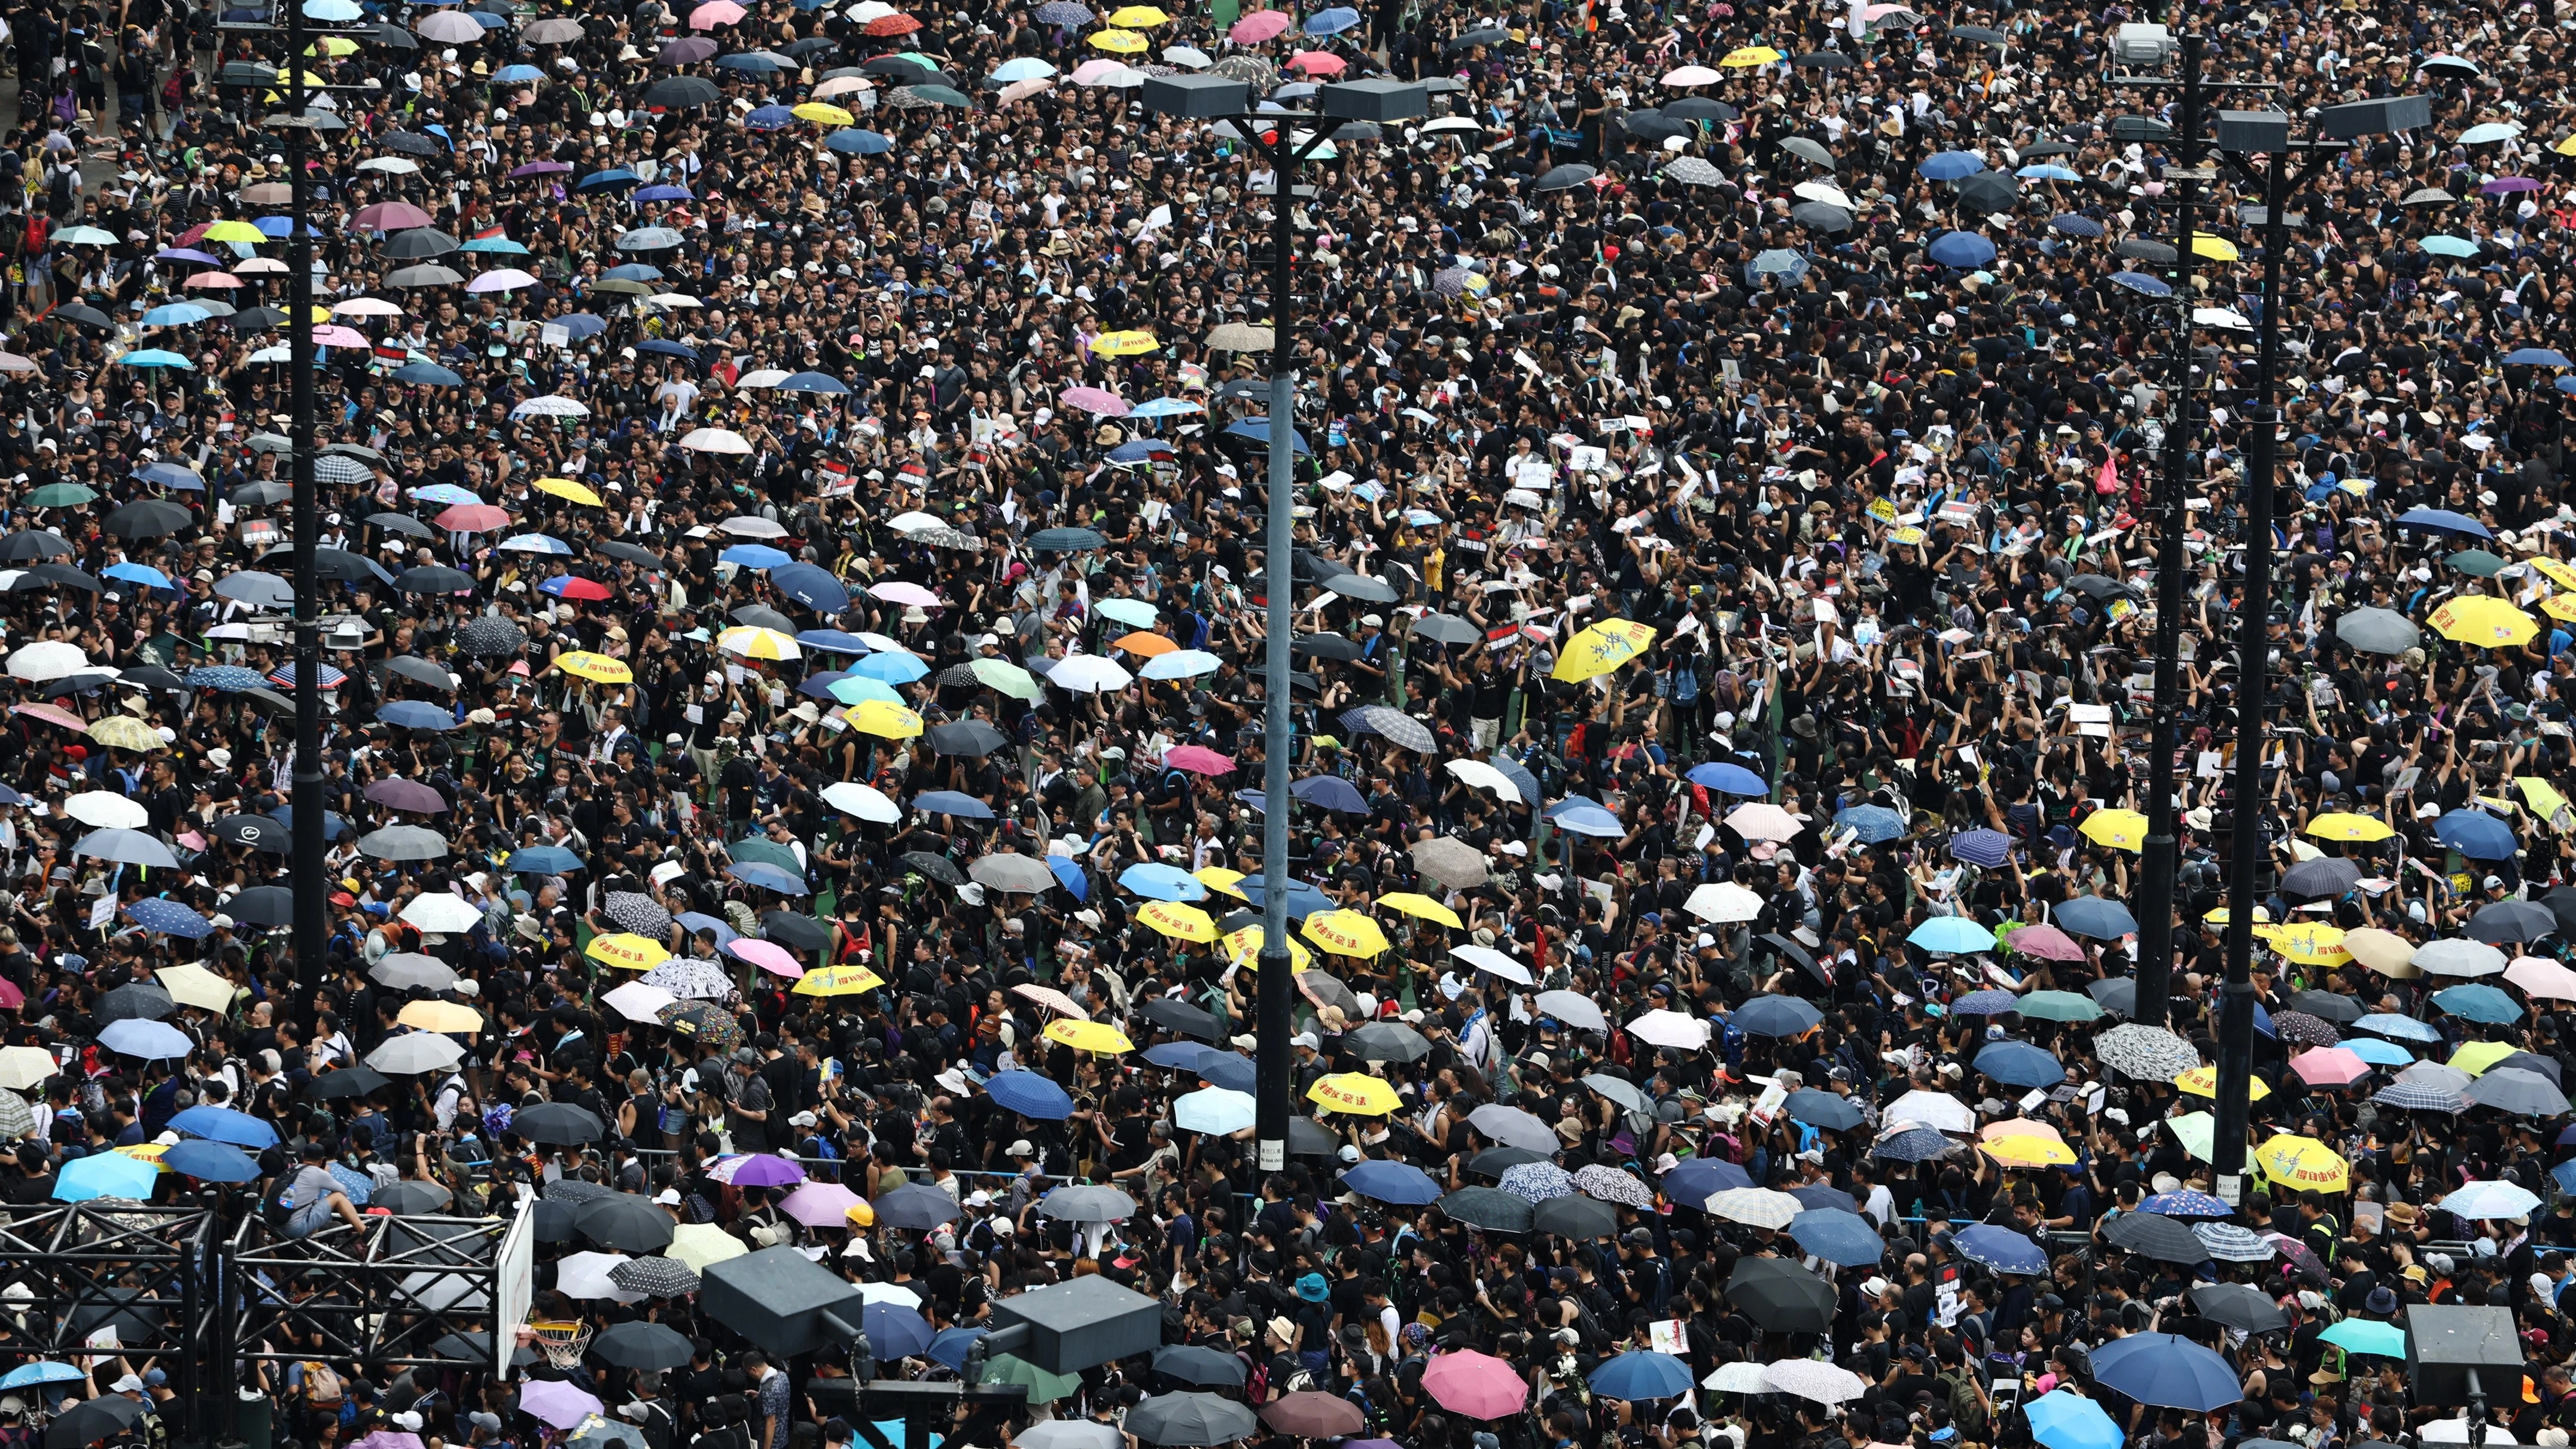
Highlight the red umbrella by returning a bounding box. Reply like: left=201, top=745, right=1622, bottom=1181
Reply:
left=2005, top=922, right=2085, bottom=961
left=863, top=12, right=919, bottom=33
left=354, top=200, right=435, bottom=232
left=1162, top=745, right=1234, bottom=775
left=1286, top=49, right=1345, bottom=74
left=1421, top=1350, right=1528, bottom=1420
left=549, top=577, right=614, bottom=601
left=436, top=503, right=512, bottom=533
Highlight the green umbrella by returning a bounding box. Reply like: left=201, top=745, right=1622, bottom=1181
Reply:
left=830, top=675, right=905, bottom=705
left=2447, top=548, right=2505, bottom=577
left=28, top=483, right=96, bottom=508
left=1096, top=598, right=1159, bottom=628
left=2017, top=990, right=2103, bottom=1022
left=979, top=1354, right=1082, bottom=1401
left=909, top=84, right=973, bottom=107
left=2166, top=1109, right=2214, bottom=1161
left=970, top=658, right=1043, bottom=701
left=730, top=837, right=805, bottom=875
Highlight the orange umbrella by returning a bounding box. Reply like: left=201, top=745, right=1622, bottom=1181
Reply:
left=1114, top=631, right=1177, bottom=657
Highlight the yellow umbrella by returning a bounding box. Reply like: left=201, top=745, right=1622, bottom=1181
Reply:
left=1104, top=4, right=1169, bottom=22
left=1308, top=1073, right=1401, bottom=1115
left=1137, top=901, right=1216, bottom=941
left=2271, top=923, right=2350, bottom=966
left=2531, top=556, right=2576, bottom=592
left=2449, top=1040, right=2519, bottom=1076
left=2078, top=808, right=2149, bottom=851
left=1302, top=909, right=1390, bottom=958
left=2189, top=232, right=2240, bottom=261
left=2518, top=776, right=2574, bottom=829
left=718, top=625, right=800, bottom=659
left=534, top=476, right=604, bottom=506
left=1091, top=329, right=1159, bottom=357
left=1089, top=26, right=1148, bottom=51
left=555, top=651, right=634, bottom=684
left=793, top=102, right=856, bottom=126
left=2544, top=595, right=2576, bottom=625
left=1376, top=892, right=1461, bottom=929
left=2253, top=1133, right=2350, bottom=1192
left=2306, top=812, right=2394, bottom=842
left=1552, top=619, right=1658, bottom=682
left=2175, top=1066, right=2270, bottom=1101
left=1195, top=866, right=1248, bottom=899
left=397, top=1000, right=485, bottom=1033
left=2340, top=927, right=2421, bottom=976
left=667, top=1222, right=748, bottom=1271
left=89, top=716, right=162, bottom=751
left=156, top=963, right=235, bottom=1013
left=2429, top=595, right=2538, bottom=647
left=115, top=1143, right=172, bottom=1171
left=846, top=701, right=924, bottom=738
left=1222, top=923, right=1311, bottom=970
left=794, top=964, right=885, bottom=997
left=586, top=933, right=671, bottom=970
left=1981, top=1134, right=2078, bottom=1168
left=1719, top=45, right=1780, bottom=65
left=2202, top=906, right=2270, bottom=926
left=1043, top=1018, right=1135, bottom=1054
left=200, top=220, right=266, bottom=244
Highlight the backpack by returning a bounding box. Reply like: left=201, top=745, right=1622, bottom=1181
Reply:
left=1941, top=1368, right=1987, bottom=1441
left=300, top=1361, right=344, bottom=1409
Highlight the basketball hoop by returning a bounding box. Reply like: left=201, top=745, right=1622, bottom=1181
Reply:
left=526, top=1320, right=594, bottom=1371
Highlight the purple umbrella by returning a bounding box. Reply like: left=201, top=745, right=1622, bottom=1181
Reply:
left=516, top=1380, right=602, bottom=1429
left=659, top=36, right=718, bottom=62
left=354, top=1433, right=425, bottom=1449
left=723, top=1154, right=807, bottom=1188
left=156, top=248, right=224, bottom=266
left=509, top=160, right=573, bottom=177
left=365, top=778, right=448, bottom=814
left=779, top=1182, right=863, bottom=1226
left=2483, top=176, right=2542, bottom=194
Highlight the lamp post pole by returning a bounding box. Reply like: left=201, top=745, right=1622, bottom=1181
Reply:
left=287, top=2, right=327, bottom=991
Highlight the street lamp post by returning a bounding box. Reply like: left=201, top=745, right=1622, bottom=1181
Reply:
left=1141, top=73, right=1429, bottom=1174
left=285, top=0, right=327, bottom=991
left=2206, top=94, right=2426, bottom=1204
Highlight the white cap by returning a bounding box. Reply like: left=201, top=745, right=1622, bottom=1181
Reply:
left=654, top=1188, right=683, bottom=1207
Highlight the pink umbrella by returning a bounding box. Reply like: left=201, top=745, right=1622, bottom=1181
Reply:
left=2004, top=923, right=2085, bottom=961
left=724, top=938, right=803, bottom=978
left=1228, top=8, right=1290, bottom=41
left=307, top=324, right=369, bottom=348
left=354, top=201, right=434, bottom=232
left=2506, top=955, right=2576, bottom=1000
left=778, top=1181, right=864, bottom=1228
left=353, top=1432, right=425, bottom=1449
left=1067, top=57, right=1126, bottom=83
left=1058, top=385, right=1128, bottom=415
left=0, top=977, right=23, bottom=1010
left=2289, top=1046, right=2371, bottom=1087
left=515, top=1380, right=602, bottom=1430
left=182, top=272, right=243, bottom=289
left=1421, top=1350, right=1528, bottom=1420
left=998, top=77, right=1053, bottom=104
left=1163, top=745, right=1235, bottom=775
left=689, top=0, right=745, bottom=25
left=869, top=580, right=942, bottom=607
left=9, top=704, right=90, bottom=731
left=1286, top=49, right=1345, bottom=75
left=436, top=504, right=512, bottom=533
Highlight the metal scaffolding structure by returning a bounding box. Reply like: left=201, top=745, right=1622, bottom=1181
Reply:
left=0, top=1203, right=220, bottom=1409
left=226, top=1213, right=511, bottom=1371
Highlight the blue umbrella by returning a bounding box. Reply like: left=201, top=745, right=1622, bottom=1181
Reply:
left=2354, top=1012, right=2442, bottom=1041
left=54, top=1152, right=160, bottom=1201
left=2109, top=270, right=2174, bottom=297
left=1290, top=775, right=1367, bottom=814
left=602, top=263, right=665, bottom=282
left=1975, top=1040, right=2066, bottom=1087
left=1237, top=876, right=1332, bottom=920
left=1782, top=1088, right=1865, bottom=1131
left=1106, top=439, right=1174, bottom=465
left=186, top=665, right=266, bottom=692
left=101, top=562, right=173, bottom=591
left=1953, top=1223, right=2048, bottom=1274
left=133, top=461, right=204, bottom=489
left=0, top=1363, right=84, bottom=1391
left=1951, top=829, right=2011, bottom=867
left=1926, top=231, right=1998, bottom=267
left=720, top=546, right=791, bottom=572
left=769, top=563, right=849, bottom=611
left=926, top=1328, right=987, bottom=1372
left=676, top=912, right=739, bottom=947
left=1952, top=989, right=2020, bottom=1015
left=1588, top=1351, right=1693, bottom=1402
left=577, top=168, right=641, bottom=191
left=2395, top=506, right=2494, bottom=538
left=555, top=313, right=610, bottom=339
left=634, top=185, right=693, bottom=203
left=1918, top=150, right=1986, bottom=179
left=2344, top=1037, right=2414, bottom=1066
left=860, top=1303, right=933, bottom=1359
left=392, top=361, right=464, bottom=386
left=1910, top=917, right=1997, bottom=955
left=125, top=897, right=212, bottom=937
left=727, top=862, right=809, bottom=895
left=250, top=216, right=322, bottom=238
left=1304, top=4, right=1360, bottom=30
left=2434, top=809, right=2517, bottom=860
left=2026, top=1392, right=2122, bottom=1449
left=1788, top=1207, right=1883, bottom=1265
left=141, top=303, right=209, bottom=327
left=988, top=56, right=1055, bottom=83
left=1732, top=997, right=1823, bottom=1037
left=985, top=1070, right=1074, bottom=1121
left=2088, top=1334, right=2242, bottom=1411
left=462, top=236, right=531, bottom=254
left=1551, top=804, right=1625, bottom=838
left=2136, top=1190, right=2232, bottom=1219
left=99, top=1018, right=192, bottom=1060
left=1662, top=1158, right=1753, bottom=1200
left=268, top=805, right=350, bottom=840
left=1872, top=1127, right=1954, bottom=1162
left=851, top=652, right=929, bottom=684
left=827, top=129, right=896, bottom=154
left=1341, top=1160, right=1443, bottom=1205
left=1143, top=1042, right=1210, bottom=1071
left=170, top=1105, right=280, bottom=1148
left=2017, top=163, right=2082, bottom=181
left=797, top=629, right=870, bottom=655
left=777, top=371, right=849, bottom=395
left=1118, top=863, right=1205, bottom=902
left=2054, top=897, right=2137, bottom=939
left=2048, top=213, right=2106, bottom=238
left=510, top=845, right=584, bottom=875
left=379, top=701, right=457, bottom=731
left=165, top=1139, right=261, bottom=1182
left=1686, top=762, right=1768, bottom=795
left=2556, top=1159, right=2576, bottom=1197
left=2504, top=348, right=2574, bottom=367
left=492, top=63, right=544, bottom=81
left=745, top=104, right=795, bottom=130
left=1046, top=857, right=1089, bottom=900
left=1222, top=417, right=1311, bottom=453
left=2431, top=983, right=2522, bottom=1024
left=1195, top=1053, right=1257, bottom=1092
left=1836, top=804, right=1905, bottom=842
left=914, top=791, right=995, bottom=820
left=501, top=534, right=576, bottom=557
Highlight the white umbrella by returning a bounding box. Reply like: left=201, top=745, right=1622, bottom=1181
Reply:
left=1726, top=802, right=1804, bottom=841
left=400, top=894, right=483, bottom=934
left=602, top=981, right=678, bottom=1022
left=717, top=516, right=790, bottom=538
left=680, top=427, right=753, bottom=455
left=1173, top=1087, right=1256, bottom=1134
left=1763, top=1360, right=1865, bottom=1403
left=1626, top=1009, right=1710, bottom=1049
left=64, top=792, right=148, bottom=829
left=513, top=395, right=590, bottom=418
left=857, top=1282, right=922, bottom=1308
left=1442, top=759, right=1523, bottom=803
left=1534, top=990, right=1608, bottom=1032
left=1050, top=655, right=1134, bottom=693
left=1884, top=1089, right=1976, bottom=1134
left=822, top=781, right=903, bottom=823
left=737, top=369, right=790, bottom=389
left=1703, top=1362, right=1771, bottom=1393
left=887, top=510, right=943, bottom=534
left=0, top=1046, right=60, bottom=1091
left=156, top=963, right=235, bottom=1013
left=367, top=1033, right=465, bottom=1075
left=1685, top=882, right=1764, bottom=923
left=2413, top=939, right=2508, bottom=976
left=556, top=1250, right=645, bottom=1302
left=1450, top=944, right=1532, bottom=985
left=7, top=641, right=89, bottom=681
left=2424, top=1424, right=2517, bottom=1447
left=1704, top=1188, right=1801, bottom=1228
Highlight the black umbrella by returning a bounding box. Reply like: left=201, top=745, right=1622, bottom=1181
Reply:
left=1531, top=1195, right=1619, bottom=1239
left=2103, top=1208, right=2213, bottom=1264
left=1949, top=22, right=2008, bottom=42
left=1285, top=1118, right=1339, bottom=1158
left=2188, top=1282, right=2289, bottom=1332
left=1467, top=1146, right=1546, bottom=1177
left=2117, top=237, right=2178, bottom=264
left=1029, top=526, right=1107, bottom=552
left=902, top=851, right=967, bottom=885
left=730, top=604, right=798, bottom=634
left=1292, top=634, right=1360, bottom=662
left=643, top=75, right=721, bottom=108
left=1150, top=1346, right=1248, bottom=1389
left=227, top=885, right=294, bottom=927
left=102, top=500, right=193, bottom=538
left=513, top=1102, right=605, bottom=1146
left=576, top=1193, right=677, bottom=1252
left=307, top=1065, right=391, bottom=1099
left=1726, top=1258, right=1836, bottom=1331
left=599, top=540, right=662, bottom=567
left=1441, top=25, right=1508, bottom=50
left=760, top=912, right=834, bottom=952
left=1759, top=932, right=1828, bottom=984
left=1534, top=163, right=1597, bottom=193
left=457, top=617, right=529, bottom=655
left=604, top=890, right=675, bottom=937
left=876, top=1183, right=964, bottom=1229
left=2280, top=857, right=2363, bottom=900
left=2467, top=899, right=2557, bottom=944
left=1790, top=201, right=1853, bottom=232
left=370, top=512, right=437, bottom=539
left=928, top=721, right=1009, bottom=757
left=2497, top=1052, right=2564, bottom=1086
left=0, top=531, right=72, bottom=561
left=1125, top=1393, right=1259, bottom=1448
left=395, top=565, right=474, bottom=594
left=51, top=303, right=114, bottom=329
left=45, top=1394, right=144, bottom=1448
left=1138, top=998, right=1222, bottom=1040
left=1956, top=171, right=2019, bottom=212
left=212, top=815, right=289, bottom=852
left=29, top=563, right=101, bottom=592
left=386, top=228, right=461, bottom=258
left=387, top=655, right=456, bottom=690
left=1343, top=1022, right=1432, bottom=1063
left=1438, top=1186, right=1533, bottom=1232
left=1792, top=50, right=1852, bottom=66
left=592, top=1319, right=694, bottom=1369
left=2286, top=990, right=2364, bottom=1024
left=373, top=1179, right=452, bottom=1213
left=98, top=983, right=178, bottom=1021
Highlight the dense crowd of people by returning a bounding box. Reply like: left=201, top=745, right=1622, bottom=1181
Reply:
left=0, top=1, right=2575, bottom=1448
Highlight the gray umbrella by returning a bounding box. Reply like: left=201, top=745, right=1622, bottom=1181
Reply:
left=1343, top=1023, right=1430, bottom=1063
left=1534, top=163, right=1597, bottom=192
left=386, top=264, right=465, bottom=288
left=1322, top=573, right=1399, bottom=604
left=1037, top=1185, right=1137, bottom=1222
left=367, top=1033, right=465, bottom=1075
left=0, top=1091, right=33, bottom=1138
left=1016, top=1425, right=1123, bottom=1449
left=2280, top=857, right=2362, bottom=899
left=1469, top=1102, right=1561, bottom=1154
left=1411, top=613, right=1481, bottom=645
left=1126, top=1393, right=1259, bottom=1448
left=1581, top=1072, right=1649, bottom=1114
left=2414, top=939, right=2507, bottom=976
left=1431, top=266, right=1469, bottom=297
left=373, top=1179, right=453, bottom=1213
left=604, top=890, right=675, bottom=937
left=2466, top=1067, right=2569, bottom=1115
left=1411, top=836, right=1490, bottom=889
left=99, top=984, right=177, bottom=1022
left=457, top=616, right=529, bottom=655
left=214, top=571, right=294, bottom=609
left=523, top=16, right=584, bottom=41
left=969, top=854, right=1059, bottom=895
left=359, top=826, right=450, bottom=860
left=1345, top=705, right=1435, bottom=751
left=1780, top=135, right=1836, bottom=168
left=616, top=227, right=684, bottom=251
left=1295, top=970, right=1360, bottom=1017
left=2335, top=607, right=2422, bottom=655
left=1208, top=55, right=1275, bottom=86
left=1790, top=201, right=1853, bottom=231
